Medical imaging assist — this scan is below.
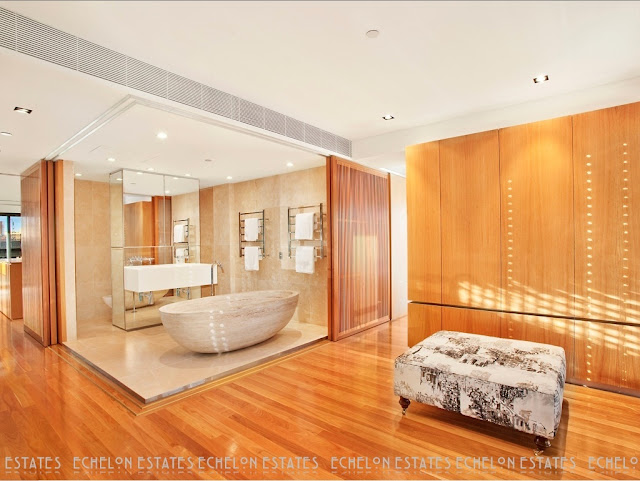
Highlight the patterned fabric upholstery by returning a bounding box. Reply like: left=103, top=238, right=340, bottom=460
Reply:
left=394, top=331, right=566, bottom=439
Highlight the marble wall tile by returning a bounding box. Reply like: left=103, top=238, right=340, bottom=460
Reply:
left=208, top=166, right=327, bottom=327
left=74, top=180, right=112, bottom=322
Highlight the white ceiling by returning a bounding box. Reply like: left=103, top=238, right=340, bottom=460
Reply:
left=0, top=49, right=127, bottom=175
left=3, top=1, right=640, bottom=142
left=64, top=103, right=325, bottom=187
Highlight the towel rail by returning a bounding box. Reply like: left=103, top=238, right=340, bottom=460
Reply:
left=287, top=203, right=325, bottom=259
left=239, top=209, right=267, bottom=257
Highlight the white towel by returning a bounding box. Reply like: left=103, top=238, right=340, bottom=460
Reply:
left=295, top=246, right=315, bottom=274
left=244, top=218, right=259, bottom=241
left=294, top=212, right=315, bottom=240
left=244, top=246, right=260, bottom=271
left=174, top=224, right=185, bottom=243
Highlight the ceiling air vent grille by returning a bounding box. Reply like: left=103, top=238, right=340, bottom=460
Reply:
left=0, top=6, right=352, bottom=157
left=304, top=124, right=323, bottom=148
left=0, top=8, right=16, bottom=50
left=168, top=73, right=201, bottom=109
left=127, top=57, right=168, bottom=98
left=285, top=117, right=305, bottom=142
left=265, top=109, right=286, bottom=136
left=16, top=14, right=77, bottom=70
left=236, top=99, right=265, bottom=129
left=321, top=131, right=337, bottom=152
left=336, top=136, right=351, bottom=157
left=201, top=86, right=234, bottom=119
left=78, top=39, right=127, bottom=86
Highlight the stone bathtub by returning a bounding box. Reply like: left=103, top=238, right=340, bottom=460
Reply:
left=159, top=290, right=299, bottom=353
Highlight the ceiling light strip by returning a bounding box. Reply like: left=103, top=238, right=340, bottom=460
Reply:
left=0, top=5, right=351, bottom=158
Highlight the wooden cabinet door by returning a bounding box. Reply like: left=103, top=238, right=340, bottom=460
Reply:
left=574, top=320, right=640, bottom=391
left=406, top=142, right=441, bottom=304
left=499, top=118, right=574, bottom=317
left=501, top=312, right=575, bottom=379
left=573, top=102, right=640, bottom=324
left=408, top=302, right=441, bottom=347
left=441, top=306, right=501, bottom=337
left=440, top=131, right=501, bottom=310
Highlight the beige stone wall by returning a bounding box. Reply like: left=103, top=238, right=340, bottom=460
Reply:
left=205, top=166, right=328, bottom=326
left=74, top=179, right=111, bottom=322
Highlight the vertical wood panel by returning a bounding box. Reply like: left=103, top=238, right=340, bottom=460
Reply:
left=406, top=142, right=441, bottom=303
left=499, top=117, right=574, bottom=317
left=501, top=312, right=575, bottom=378
left=408, top=302, right=441, bottom=347
left=441, top=306, right=501, bottom=337
left=330, top=157, right=390, bottom=340
left=573, top=103, right=640, bottom=325
left=440, top=131, right=501, bottom=310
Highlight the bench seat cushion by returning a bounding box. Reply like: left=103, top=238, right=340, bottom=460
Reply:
left=394, top=330, right=566, bottom=439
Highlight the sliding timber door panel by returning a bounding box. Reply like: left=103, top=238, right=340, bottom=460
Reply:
left=406, top=142, right=441, bottom=303
left=573, top=103, right=640, bottom=324
left=330, top=157, right=391, bottom=340
left=499, top=117, right=574, bottom=317
left=440, top=131, right=501, bottom=310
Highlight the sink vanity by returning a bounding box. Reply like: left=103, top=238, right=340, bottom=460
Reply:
left=124, top=263, right=216, bottom=293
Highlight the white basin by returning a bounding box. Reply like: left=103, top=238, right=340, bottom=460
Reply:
left=124, top=263, right=216, bottom=292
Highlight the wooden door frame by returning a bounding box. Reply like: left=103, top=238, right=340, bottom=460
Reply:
left=326, top=156, right=392, bottom=341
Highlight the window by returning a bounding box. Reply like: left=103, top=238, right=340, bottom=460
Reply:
left=0, top=213, right=21, bottom=261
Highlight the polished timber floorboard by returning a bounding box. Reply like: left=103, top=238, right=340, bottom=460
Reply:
left=1, top=313, right=640, bottom=480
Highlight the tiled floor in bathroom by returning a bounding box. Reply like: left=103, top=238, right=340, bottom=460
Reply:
left=64, top=317, right=328, bottom=403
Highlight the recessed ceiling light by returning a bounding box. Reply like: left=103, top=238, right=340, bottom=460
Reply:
left=0, top=132, right=12, bottom=137
left=116, top=178, right=122, bottom=181
left=147, top=167, right=154, bottom=171
left=286, top=162, right=294, bottom=167
left=226, top=176, right=233, bottom=180
left=75, top=173, right=82, bottom=177
left=136, top=172, right=143, bottom=175
left=156, top=131, right=168, bottom=139
left=14, top=107, right=32, bottom=114
left=165, top=190, right=170, bottom=194
left=172, top=177, right=178, bottom=180
left=382, top=114, right=395, bottom=120
left=107, top=157, right=116, bottom=162
left=533, top=74, right=549, bottom=84
left=365, top=30, right=379, bottom=38
left=185, top=173, right=191, bottom=177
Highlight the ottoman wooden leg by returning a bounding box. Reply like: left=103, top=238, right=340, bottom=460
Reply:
left=534, top=436, right=551, bottom=455
left=399, top=397, right=411, bottom=415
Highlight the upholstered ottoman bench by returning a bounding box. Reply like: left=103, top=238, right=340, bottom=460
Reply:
left=394, top=331, right=566, bottom=453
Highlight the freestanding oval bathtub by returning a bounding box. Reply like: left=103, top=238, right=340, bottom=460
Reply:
left=159, top=290, right=299, bottom=353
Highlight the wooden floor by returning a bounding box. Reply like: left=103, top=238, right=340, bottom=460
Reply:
left=1, top=313, right=639, bottom=480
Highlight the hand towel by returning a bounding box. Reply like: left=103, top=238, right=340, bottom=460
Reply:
left=244, top=246, right=260, bottom=271
left=244, top=218, right=259, bottom=241
left=174, top=224, right=185, bottom=243
left=295, top=246, right=315, bottom=274
left=294, top=212, right=315, bottom=240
